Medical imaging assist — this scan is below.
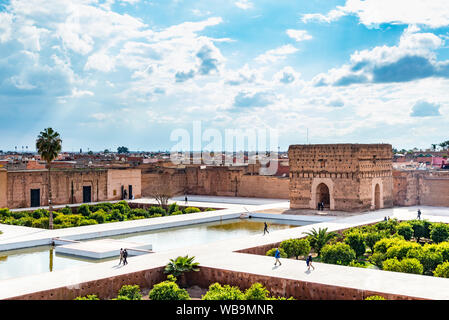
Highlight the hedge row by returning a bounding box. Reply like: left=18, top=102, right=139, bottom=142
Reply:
left=0, top=202, right=213, bottom=229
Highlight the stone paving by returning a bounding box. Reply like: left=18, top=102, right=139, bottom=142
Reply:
left=1, top=197, right=449, bottom=300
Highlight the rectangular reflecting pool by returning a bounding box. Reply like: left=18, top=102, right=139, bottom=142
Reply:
left=0, top=217, right=310, bottom=281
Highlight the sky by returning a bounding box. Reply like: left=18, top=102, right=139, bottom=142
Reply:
left=1, top=0, right=449, bottom=152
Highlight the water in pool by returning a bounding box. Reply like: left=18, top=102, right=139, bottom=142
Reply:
left=0, top=218, right=307, bottom=281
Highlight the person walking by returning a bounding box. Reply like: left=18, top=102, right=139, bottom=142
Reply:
left=263, top=222, right=269, bottom=235
left=123, top=249, right=128, bottom=265
left=417, top=209, right=422, bottom=220
left=118, top=248, right=123, bottom=266
left=306, top=253, right=315, bottom=271
left=274, top=248, right=282, bottom=266
left=321, top=201, right=325, bottom=211
left=185, top=195, right=188, bottom=205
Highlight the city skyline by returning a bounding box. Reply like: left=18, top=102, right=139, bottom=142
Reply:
left=1, top=0, right=449, bottom=151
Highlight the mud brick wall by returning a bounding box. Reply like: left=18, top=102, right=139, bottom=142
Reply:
left=289, top=144, right=393, bottom=211
left=185, top=266, right=423, bottom=300
left=8, top=266, right=166, bottom=300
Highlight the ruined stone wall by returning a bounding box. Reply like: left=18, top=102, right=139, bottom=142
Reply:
left=393, top=170, right=449, bottom=206
left=289, top=144, right=393, bottom=211
left=6, top=169, right=109, bottom=209
left=141, top=165, right=289, bottom=199
left=107, top=169, right=142, bottom=200
left=141, top=168, right=187, bottom=197
left=238, top=175, right=289, bottom=199
left=0, top=169, right=7, bottom=208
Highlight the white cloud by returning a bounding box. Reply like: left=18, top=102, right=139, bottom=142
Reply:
left=286, top=29, right=312, bottom=42
left=235, top=0, right=253, bottom=10
left=303, top=0, right=449, bottom=28
left=255, top=44, right=298, bottom=64
left=84, top=52, right=116, bottom=72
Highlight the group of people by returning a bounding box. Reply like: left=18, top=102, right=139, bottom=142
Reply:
left=273, top=247, right=315, bottom=271
left=317, top=201, right=325, bottom=211
left=119, top=248, right=128, bottom=266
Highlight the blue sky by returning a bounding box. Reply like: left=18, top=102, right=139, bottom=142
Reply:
left=1, top=0, right=449, bottom=152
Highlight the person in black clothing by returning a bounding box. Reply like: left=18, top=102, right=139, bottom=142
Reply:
left=306, top=253, right=315, bottom=271
left=321, top=201, right=325, bottom=211
left=185, top=195, right=188, bottom=205
left=263, top=222, right=269, bottom=235
left=123, top=249, right=128, bottom=265
left=417, top=209, right=422, bottom=220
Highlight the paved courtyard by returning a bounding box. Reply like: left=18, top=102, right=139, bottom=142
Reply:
left=1, top=197, right=449, bottom=300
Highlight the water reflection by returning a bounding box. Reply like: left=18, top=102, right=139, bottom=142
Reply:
left=0, top=218, right=308, bottom=281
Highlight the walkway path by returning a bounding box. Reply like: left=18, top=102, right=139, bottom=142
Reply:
left=1, top=199, right=449, bottom=300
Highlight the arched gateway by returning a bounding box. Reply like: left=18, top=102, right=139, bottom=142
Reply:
left=316, top=183, right=330, bottom=209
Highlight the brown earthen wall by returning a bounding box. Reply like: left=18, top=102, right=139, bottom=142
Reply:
left=0, top=169, right=7, bottom=208
left=8, top=266, right=166, bottom=300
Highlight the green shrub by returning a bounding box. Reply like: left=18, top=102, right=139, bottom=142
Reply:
left=32, top=210, right=43, bottom=219
left=168, top=203, right=179, bottom=214
left=184, top=207, right=201, bottom=214
left=430, top=223, right=449, bottom=243
left=365, top=295, right=386, bottom=300
left=423, top=220, right=433, bottom=238
left=148, top=206, right=167, bottom=216
left=321, top=243, right=356, bottom=266
left=420, top=249, right=443, bottom=275
left=373, top=237, right=403, bottom=254
left=74, top=295, right=100, bottom=300
left=344, top=231, right=366, bottom=257
left=91, top=202, right=113, bottom=213
left=382, top=258, right=402, bottom=272
left=18, top=217, right=34, bottom=227
left=113, top=203, right=129, bottom=215
left=280, top=238, right=311, bottom=259
left=434, top=261, right=449, bottom=278
left=364, top=232, right=385, bottom=252
left=110, top=209, right=124, bottom=221
left=149, top=276, right=190, bottom=300
left=369, top=252, right=386, bottom=268
left=171, top=210, right=183, bottom=215
left=114, top=295, right=131, bottom=300
left=348, top=260, right=368, bottom=268
left=150, top=214, right=163, bottom=218
left=32, top=217, right=49, bottom=229
left=243, top=283, right=270, bottom=300
left=204, top=208, right=215, bottom=211
left=202, top=283, right=244, bottom=300
left=0, top=208, right=11, bottom=218
left=266, top=247, right=288, bottom=258
left=77, top=204, right=91, bottom=217
left=90, top=209, right=107, bottom=224
left=396, top=222, right=413, bottom=241
left=385, top=241, right=421, bottom=260
left=130, top=208, right=150, bottom=218
left=79, top=219, right=98, bottom=226
left=375, top=218, right=399, bottom=234
left=117, top=285, right=142, bottom=300
left=408, top=220, right=426, bottom=242
left=436, top=242, right=449, bottom=261
left=399, top=258, right=423, bottom=275
left=11, top=211, right=27, bottom=219
left=60, top=206, right=73, bottom=215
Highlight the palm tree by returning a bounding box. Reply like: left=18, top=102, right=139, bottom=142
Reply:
left=36, top=128, right=62, bottom=229
left=164, top=255, right=200, bottom=287
left=303, top=227, right=337, bottom=256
